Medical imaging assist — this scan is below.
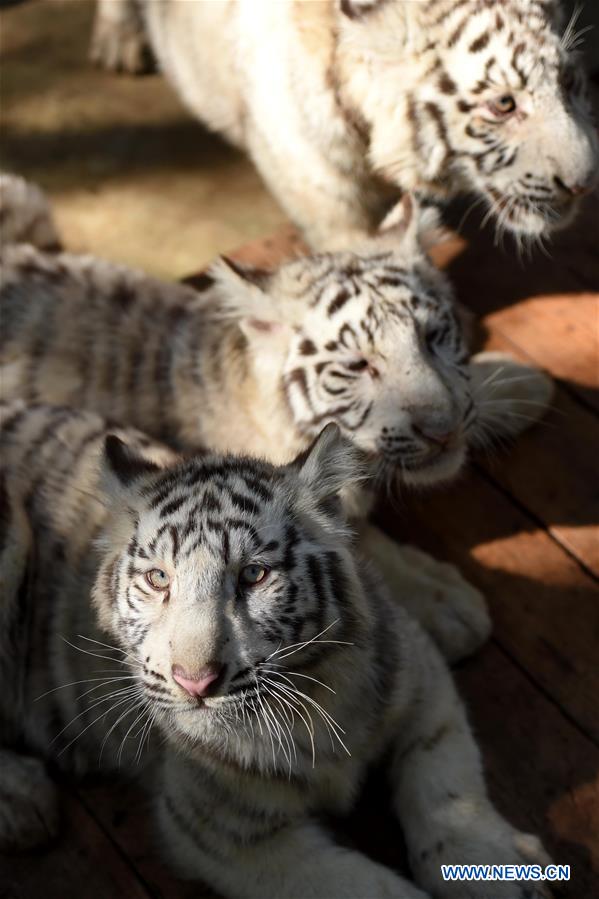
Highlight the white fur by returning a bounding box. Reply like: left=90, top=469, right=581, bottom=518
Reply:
left=91, top=0, right=598, bottom=248
left=0, top=404, right=552, bottom=898
left=0, top=177, right=554, bottom=664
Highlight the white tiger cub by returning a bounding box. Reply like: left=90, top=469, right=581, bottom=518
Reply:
left=0, top=402, right=552, bottom=898
left=90, top=0, right=598, bottom=249
left=0, top=174, right=553, bottom=664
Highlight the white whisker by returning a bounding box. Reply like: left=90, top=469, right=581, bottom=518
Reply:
left=57, top=691, right=143, bottom=758
left=51, top=684, right=140, bottom=746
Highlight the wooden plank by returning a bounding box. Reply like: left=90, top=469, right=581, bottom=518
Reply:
left=79, top=780, right=216, bottom=899
left=0, top=788, right=151, bottom=899
left=457, top=644, right=599, bottom=898
left=469, top=330, right=599, bottom=577
left=436, top=191, right=599, bottom=314
left=431, top=193, right=599, bottom=414
left=482, top=296, right=599, bottom=415
left=376, top=473, right=599, bottom=746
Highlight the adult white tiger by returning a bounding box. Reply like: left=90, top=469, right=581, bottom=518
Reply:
left=0, top=174, right=554, bottom=665
left=91, top=0, right=598, bottom=249
left=0, top=403, right=552, bottom=898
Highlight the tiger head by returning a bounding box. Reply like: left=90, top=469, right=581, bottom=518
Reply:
left=211, top=198, right=474, bottom=489
left=94, top=426, right=364, bottom=762
left=338, top=0, right=598, bottom=237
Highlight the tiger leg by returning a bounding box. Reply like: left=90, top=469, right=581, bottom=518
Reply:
left=0, top=749, right=60, bottom=852
left=469, top=351, right=554, bottom=445
left=157, top=754, right=430, bottom=899
left=387, top=618, right=552, bottom=899
left=90, top=0, right=153, bottom=74
left=0, top=476, right=60, bottom=851
left=244, top=126, right=382, bottom=251
left=358, top=523, right=491, bottom=663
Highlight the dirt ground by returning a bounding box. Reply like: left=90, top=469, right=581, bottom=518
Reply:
left=0, top=0, right=286, bottom=279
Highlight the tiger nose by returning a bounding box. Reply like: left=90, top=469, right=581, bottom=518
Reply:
left=171, top=662, right=225, bottom=698
left=413, top=423, right=456, bottom=448
left=554, top=175, right=593, bottom=198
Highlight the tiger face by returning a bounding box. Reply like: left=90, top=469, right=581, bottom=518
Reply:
left=281, top=260, right=471, bottom=487
left=340, top=0, right=598, bottom=238
left=94, top=427, right=361, bottom=755
left=215, top=202, right=473, bottom=488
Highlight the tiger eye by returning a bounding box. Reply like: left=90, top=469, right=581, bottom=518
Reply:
left=145, top=568, right=170, bottom=591
left=491, top=94, right=516, bottom=115
left=239, top=564, right=269, bottom=587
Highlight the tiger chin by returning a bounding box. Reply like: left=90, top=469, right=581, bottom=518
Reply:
left=89, top=0, right=598, bottom=249
left=0, top=174, right=553, bottom=665
left=0, top=403, right=553, bottom=899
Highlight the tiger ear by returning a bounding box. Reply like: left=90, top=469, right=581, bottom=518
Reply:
left=354, top=193, right=442, bottom=257
left=377, top=193, right=443, bottom=253
left=291, top=423, right=364, bottom=503
left=211, top=256, right=272, bottom=293
left=100, top=435, right=164, bottom=507
left=104, top=435, right=161, bottom=486
left=209, top=256, right=289, bottom=341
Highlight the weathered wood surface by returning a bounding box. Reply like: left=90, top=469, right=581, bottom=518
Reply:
left=0, top=788, right=152, bottom=899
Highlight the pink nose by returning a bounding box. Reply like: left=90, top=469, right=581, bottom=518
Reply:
left=413, top=425, right=455, bottom=448
left=171, top=663, right=224, bottom=698
left=566, top=183, right=592, bottom=197
left=554, top=176, right=593, bottom=198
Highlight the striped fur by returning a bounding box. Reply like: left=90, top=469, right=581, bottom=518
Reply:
left=0, top=403, right=551, bottom=898
left=90, top=0, right=598, bottom=248
left=0, top=177, right=553, bottom=664
left=0, top=187, right=550, bottom=490
left=0, top=174, right=62, bottom=252
left=0, top=224, right=474, bottom=486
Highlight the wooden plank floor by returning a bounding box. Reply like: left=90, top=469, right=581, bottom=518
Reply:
left=2, top=204, right=598, bottom=899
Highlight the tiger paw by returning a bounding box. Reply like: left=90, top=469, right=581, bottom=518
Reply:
left=90, top=5, right=153, bottom=74
left=358, top=529, right=492, bottom=664
left=398, top=546, right=492, bottom=664
left=0, top=749, right=60, bottom=851
left=415, top=808, right=553, bottom=899
left=469, top=351, right=554, bottom=444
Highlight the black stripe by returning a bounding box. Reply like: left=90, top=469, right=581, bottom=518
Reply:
left=160, top=495, right=187, bottom=518
left=170, top=525, right=180, bottom=561
left=305, top=554, right=327, bottom=636
left=299, top=338, right=317, bottom=355
left=469, top=31, right=490, bottom=53
left=447, top=12, right=470, bottom=48
left=282, top=524, right=299, bottom=572
left=327, top=289, right=351, bottom=317
left=229, top=491, right=261, bottom=517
